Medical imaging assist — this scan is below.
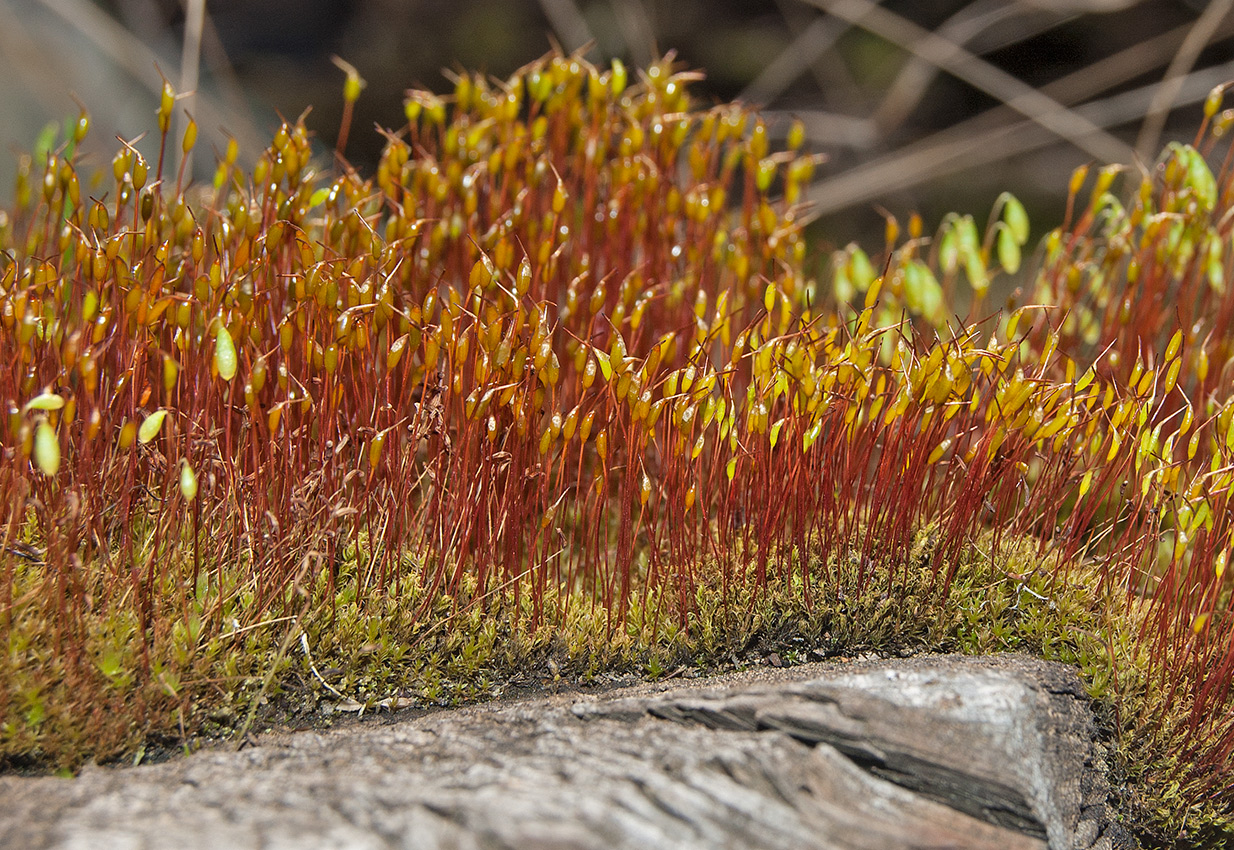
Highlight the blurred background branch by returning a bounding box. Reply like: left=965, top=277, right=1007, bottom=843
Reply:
left=0, top=0, right=1230, bottom=246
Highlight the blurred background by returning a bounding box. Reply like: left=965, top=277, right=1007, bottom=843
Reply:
left=1, top=0, right=1232, bottom=248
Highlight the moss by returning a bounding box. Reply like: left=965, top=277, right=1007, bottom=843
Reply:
left=0, top=512, right=1225, bottom=842
left=0, top=51, right=1232, bottom=846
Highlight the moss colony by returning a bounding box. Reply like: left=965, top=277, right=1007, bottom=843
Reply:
left=0, top=52, right=1231, bottom=846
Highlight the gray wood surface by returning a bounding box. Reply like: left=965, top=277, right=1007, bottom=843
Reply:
left=0, top=654, right=1134, bottom=850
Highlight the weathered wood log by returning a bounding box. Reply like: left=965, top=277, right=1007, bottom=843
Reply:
left=0, top=655, right=1134, bottom=850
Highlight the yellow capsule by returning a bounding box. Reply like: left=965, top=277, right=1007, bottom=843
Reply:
left=1078, top=470, right=1094, bottom=498
left=250, top=355, right=268, bottom=393
left=425, top=336, right=440, bottom=370
left=616, top=371, right=633, bottom=402
left=1040, top=331, right=1058, bottom=365
left=119, top=420, right=138, bottom=450
left=928, top=438, right=952, bottom=465
left=158, top=80, right=175, bottom=132
left=769, top=419, right=784, bottom=449
left=73, top=110, right=90, bottom=143
left=864, top=277, right=882, bottom=309
left=132, top=153, right=148, bottom=190
left=138, top=409, right=166, bottom=444
left=1162, top=359, right=1182, bottom=395
left=33, top=420, right=59, bottom=476
left=179, top=460, right=198, bottom=502
left=1075, top=367, right=1095, bottom=393
left=182, top=118, right=198, bottom=154
left=369, top=433, right=386, bottom=470
left=516, top=258, right=532, bottom=297
left=24, top=392, right=65, bottom=412
left=884, top=215, right=899, bottom=247
left=610, top=58, right=627, bottom=95
left=86, top=408, right=102, bottom=440
left=1068, top=164, right=1089, bottom=198
left=787, top=119, right=805, bottom=151
left=1165, top=328, right=1183, bottom=361
left=388, top=333, right=409, bottom=370
left=214, top=326, right=237, bottom=381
